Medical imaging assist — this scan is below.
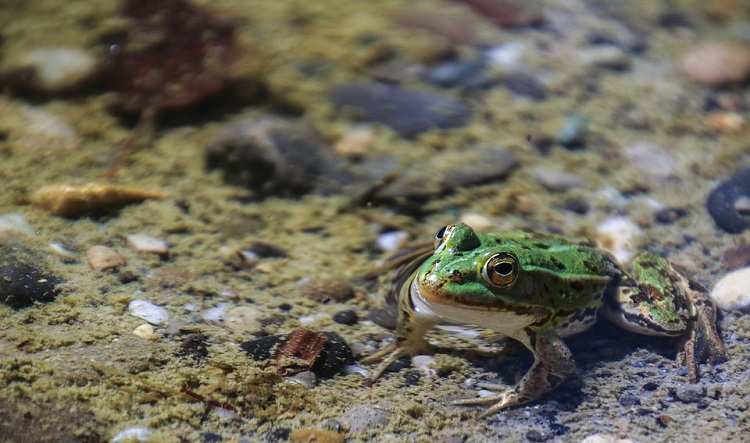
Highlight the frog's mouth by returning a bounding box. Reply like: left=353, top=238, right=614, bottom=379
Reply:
left=410, top=278, right=539, bottom=331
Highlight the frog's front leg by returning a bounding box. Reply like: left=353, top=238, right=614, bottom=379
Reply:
left=454, top=325, right=575, bottom=417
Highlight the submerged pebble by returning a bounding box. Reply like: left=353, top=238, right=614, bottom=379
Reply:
left=297, top=277, right=355, bottom=303
left=679, top=42, right=750, bottom=87
left=128, top=299, right=169, bottom=325
left=1, top=46, right=97, bottom=94
left=707, top=167, right=750, bottom=233
left=127, top=233, right=168, bottom=255
left=0, top=104, right=81, bottom=153
left=225, top=306, right=264, bottom=334
left=711, top=267, right=750, bottom=311
left=0, top=249, right=64, bottom=309
left=206, top=117, right=346, bottom=196
left=623, top=141, right=675, bottom=179
left=595, top=216, right=641, bottom=263
left=86, top=245, right=124, bottom=271
left=423, top=57, right=487, bottom=88
left=330, top=82, right=470, bottom=138
left=31, top=183, right=165, bottom=217
left=289, top=429, right=345, bottom=443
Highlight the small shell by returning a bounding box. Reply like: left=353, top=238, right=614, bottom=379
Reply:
left=30, top=183, right=165, bottom=217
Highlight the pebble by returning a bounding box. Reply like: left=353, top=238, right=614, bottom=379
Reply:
left=457, top=0, right=545, bottom=28
left=310, top=332, right=355, bottom=378
left=423, top=57, right=487, bottom=88
left=224, top=306, right=264, bottom=334
left=206, top=117, right=346, bottom=196
left=711, top=267, right=750, bottom=311
left=0, top=104, right=80, bottom=153
left=128, top=299, right=169, bottom=325
left=127, top=233, right=168, bottom=255
left=111, top=426, right=154, bottom=442
left=289, top=429, right=345, bottom=443
left=340, top=402, right=392, bottom=434
left=329, top=82, right=470, bottom=138
left=265, top=428, right=291, bottom=442
left=706, top=167, right=750, bottom=233
left=31, top=183, right=165, bottom=217
left=503, top=71, right=547, bottom=100
left=557, top=113, right=590, bottom=149
left=333, top=125, right=375, bottom=159
left=202, top=302, right=228, bottom=324
left=0, top=248, right=63, bottom=309
left=581, top=435, right=634, bottom=443
left=595, top=216, right=641, bottom=263
left=622, top=141, right=676, bottom=180
left=578, top=45, right=631, bottom=71
left=132, top=323, right=157, bottom=340
left=288, top=370, right=316, bottom=389
left=706, top=111, right=745, bottom=133
left=376, top=230, right=409, bottom=252
left=679, top=42, right=750, bottom=87
left=674, top=383, right=706, bottom=403
left=654, top=207, right=689, bottom=224
left=618, top=393, right=641, bottom=406
left=531, top=167, right=583, bottom=192
left=2, top=46, right=97, bottom=93
left=240, top=335, right=284, bottom=361
left=86, top=245, right=124, bottom=271
left=412, top=355, right=436, bottom=377
left=297, top=277, right=355, bottom=303
left=332, top=309, right=359, bottom=326
left=0, top=213, right=35, bottom=239
left=486, top=42, right=526, bottom=71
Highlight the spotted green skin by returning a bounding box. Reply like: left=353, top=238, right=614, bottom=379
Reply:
left=363, top=223, right=729, bottom=417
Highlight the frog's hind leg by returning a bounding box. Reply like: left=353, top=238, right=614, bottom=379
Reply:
left=361, top=316, right=438, bottom=383
left=453, top=326, right=575, bottom=417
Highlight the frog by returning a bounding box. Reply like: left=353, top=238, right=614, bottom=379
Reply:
left=362, top=223, right=729, bottom=417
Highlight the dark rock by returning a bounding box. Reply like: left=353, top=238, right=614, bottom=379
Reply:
left=723, top=245, right=750, bottom=270
left=454, top=0, right=545, bottom=28
left=562, top=199, right=590, bottom=214
left=206, top=118, right=348, bottom=196
left=0, top=249, right=63, bottom=309
left=240, top=335, right=284, bottom=361
left=618, top=393, right=641, bottom=406
left=503, top=71, right=546, bottom=100
left=200, top=432, right=222, bottom=443
left=310, top=332, right=354, bottom=378
left=657, top=8, right=693, bottom=29
left=176, top=333, right=209, bottom=360
left=707, top=167, right=750, bottom=233
left=674, top=384, right=706, bottom=403
left=424, top=58, right=487, bottom=88
left=404, top=371, right=421, bottom=386
left=246, top=241, right=287, bottom=258
left=643, top=382, right=659, bottom=391
left=557, top=113, right=590, bottom=149
left=385, top=356, right=411, bottom=373
left=548, top=423, right=569, bottom=436
left=525, top=429, right=549, bottom=442
left=332, top=310, right=359, bottom=326
left=654, top=207, right=689, bottom=224
left=265, top=428, right=291, bottom=442
left=330, top=82, right=470, bottom=138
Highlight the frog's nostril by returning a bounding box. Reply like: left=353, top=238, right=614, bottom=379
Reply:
left=450, top=270, right=463, bottom=283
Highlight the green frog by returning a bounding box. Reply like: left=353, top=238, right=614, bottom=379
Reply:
left=362, top=223, right=729, bottom=417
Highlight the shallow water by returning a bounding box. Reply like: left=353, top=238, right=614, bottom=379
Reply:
left=1, top=1, right=749, bottom=442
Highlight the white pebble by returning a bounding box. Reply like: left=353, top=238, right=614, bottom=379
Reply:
left=127, top=233, right=168, bottom=254
left=344, top=364, right=369, bottom=377
left=202, top=302, right=228, bottom=324
left=334, top=125, right=374, bottom=158
left=581, top=435, right=634, bottom=443
left=225, top=306, right=263, bottom=334
left=595, top=216, right=641, bottom=263
left=377, top=231, right=409, bottom=252
left=87, top=245, right=124, bottom=271
left=12, top=47, right=97, bottom=92
left=288, top=370, right=316, bottom=389
left=0, top=213, right=35, bottom=238
left=477, top=389, right=498, bottom=398
left=128, top=299, right=169, bottom=325
left=623, top=141, right=675, bottom=179
left=711, top=267, right=750, bottom=311
left=486, top=42, right=526, bottom=71
left=132, top=323, right=156, bottom=340
left=412, top=355, right=436, bottom=377
left=2, top=104, right=80, bottom=153
left=578, top=45, right=631, bottom=70
left=531, top=167, right=584, bottom=192
left=111, top=426, right=153, bottom=442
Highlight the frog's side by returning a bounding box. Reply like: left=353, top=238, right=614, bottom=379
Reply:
left=362, top=223, right=729, bottom=417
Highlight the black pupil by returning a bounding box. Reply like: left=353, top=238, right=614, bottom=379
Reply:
left=435, top=226, right=447, bottom=240
left=494, top=262, right=514, bottom=276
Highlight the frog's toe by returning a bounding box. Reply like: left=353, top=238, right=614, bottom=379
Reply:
left=453, top=389, right=524, bottom=417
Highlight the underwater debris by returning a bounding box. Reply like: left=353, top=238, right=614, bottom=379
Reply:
left=30, top=183, right=165, bottom=217
left=0, top=248, right=64, bottom=309
left=106, top=0, right=240, bottom=175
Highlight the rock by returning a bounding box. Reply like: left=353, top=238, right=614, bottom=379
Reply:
left=707, top=167, right=750, bottom=233
left=711, top=267, right=750, bottom=310
left=579, top=45, right=632, bottom=71
left=623, top=141, right=675, bottom=180
left=128, top=299, right=169, bottom=325
left=132, top=323, right=157, bottom=340
left=330, top=82, right=470, bottom=138
left=289, top=429, right=344, bottom=443
left=618, top=393, right=641, bottom=406
left=86, top=245, right=124, bottom=271
left=376, top=231, right=409, bottom=252
left=557, top=113, right=590, bottom=149
left=297, top=277, right=355, bottom=303
left=332, top=310, right=359, bottom=326
left=111, top=426, right=154, bottom=442
left=455, top=0, right=545, bottom=28
left=654, top=207, right=689, bottom=224
left=679, top=42, right=750, bottom=87
left=581, top=435, right=634, bottom=443
left=0, top=104, right=80, bottom=153
left=224, top=306, right=264, bottom=334
left=0, top=213, right=35, bottom=239
left=1, top=46, right=98, bottom=94
left=127, top=233, right=168, bottom=254
left=334, top=125, right=375, bottom=159
left=503, top=71, right=547, bottom=100
left=31, top=183, right=165, bottom=217
left=206, top=117, right=347, bottom=196
left=240, top=335, right=284, bottom=361
left=674, top=383, right=706, bottom=403
left=531, top=167, right=583, bottom=192
left=340, top=402, right=391, bottom=434
left=0, top=248, right=64, bottom=309
left=595, top=216, right=641, bottom=263
left=423, top=57, right=487, bottom=88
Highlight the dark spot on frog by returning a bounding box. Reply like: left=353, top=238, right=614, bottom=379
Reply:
left=549, top=256, right=566, bottom=270
left=449, top=270, right=463, bottom=283
left=582, top=260, right=598, bottom=273
left=534, top=242, right=551, bottom=249
left=546, top=374, right=563, bottom=386
left=569, top=281, right=584, bottom=292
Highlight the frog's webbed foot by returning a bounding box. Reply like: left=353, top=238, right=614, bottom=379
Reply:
left=454, top=327, right=575, bottom=417
left=681, top=293, right=730, bottom=382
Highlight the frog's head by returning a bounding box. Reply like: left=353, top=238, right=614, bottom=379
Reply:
left=416, top=223, right=521, bottom=308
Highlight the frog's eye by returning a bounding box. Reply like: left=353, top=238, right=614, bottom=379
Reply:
left=482, top=253, right=519, bottom=287
left=434, top=225, right=451, bottom=248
